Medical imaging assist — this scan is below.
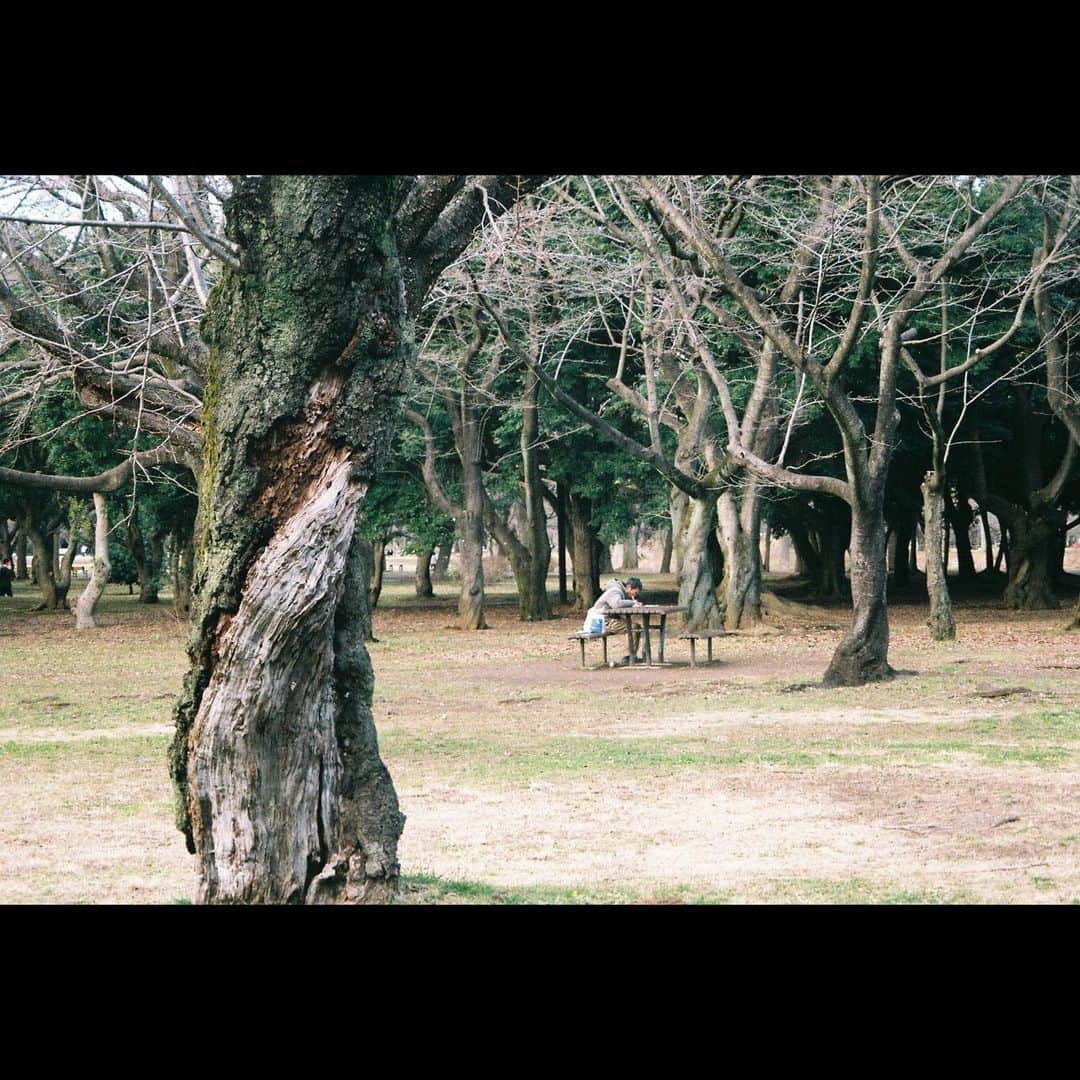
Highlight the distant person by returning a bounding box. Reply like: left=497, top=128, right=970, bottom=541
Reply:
left=583, top=576, right=643, bottom=666
left=0, top=557, right=13, bottom=597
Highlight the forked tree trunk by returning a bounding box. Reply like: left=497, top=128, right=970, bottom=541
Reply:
left=669, top=489, right=688, bottom=575
left=677, top=493, right=722, bottom=631
left=823, top=498, right=893, bottom=687
left=75, top=492, right=110, bottom=629
left=169, top=176, right=411, bottom=905
left=922, top=471, right=956, bottom=641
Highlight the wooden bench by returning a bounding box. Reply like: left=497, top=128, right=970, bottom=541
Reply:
left=678, top=628, right=727, bottom=667
left=568, top=630, right=611, bottom=668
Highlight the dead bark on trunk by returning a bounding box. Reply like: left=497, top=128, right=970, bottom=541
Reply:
left=169, top=176, right=419, bottom=904
left=922, top=471, right=956, bottom=641
left=75, top=493, right=110, bottom=629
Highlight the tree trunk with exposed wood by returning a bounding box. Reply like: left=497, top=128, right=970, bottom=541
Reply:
left=168, top=177, right=411, bottom=904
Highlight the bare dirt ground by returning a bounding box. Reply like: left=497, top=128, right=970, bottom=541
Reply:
left=1, top=572, right=1078, bottom=903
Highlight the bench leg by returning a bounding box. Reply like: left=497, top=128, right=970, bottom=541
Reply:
left=602, top=636, right=608, bottom=666
left=708, top=637, right=713, bottom=663
left=579, top=639, right=586, bottom=668
left=690, top=638, right=696, bottom=669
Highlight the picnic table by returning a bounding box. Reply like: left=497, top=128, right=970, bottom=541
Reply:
left=614, top=604, right=687, bottom=666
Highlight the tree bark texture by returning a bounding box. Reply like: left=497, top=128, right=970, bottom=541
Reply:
left=75, top=492, right=110, bottom=629
left=414, top=542, right=434, bottom=598
left=568, top=491, right=600, bottom=611
left=676, top=493, right=722, bottom=631
left=169, top=177, right=411, bottom=904
left=921, top=472, right=956, bottom=641
left=1002, top=514, right=1062, bottom=610
left=716, top=487, right=763, bottom=630
left=823, top=499, right=893, bottom=686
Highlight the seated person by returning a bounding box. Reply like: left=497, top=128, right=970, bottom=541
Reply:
left=584, top=576, right=643, bottom=665
left=0, top=557, right=13, bottom=598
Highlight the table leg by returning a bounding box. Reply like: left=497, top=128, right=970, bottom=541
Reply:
left=642, top=615, right=653, bottom=665
left=626, top=619, right=636, bottom=665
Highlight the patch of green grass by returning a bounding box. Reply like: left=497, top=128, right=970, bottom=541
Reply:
left=396, top=873, right=734, bottom=905
left=1030, top=876, right=1057, bottom=891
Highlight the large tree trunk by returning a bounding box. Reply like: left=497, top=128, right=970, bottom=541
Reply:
left=716, top=487, right=762, bottom=630
left=1003, top=514, right=1061, bottom=610
left=0, top=519, right=8, bottom=562
left=75, top=492, right=110, bottom=629
left=169, top=176, right=411, bottom=905
left=568, top=491, right=600, bottom=611
left=922, top=471, right=956, bottom=641
left=823, top=497, right=893, bottom=687
left=414, top=542, right=434, bottom=598
left=677, top=493, right=722, bottom=631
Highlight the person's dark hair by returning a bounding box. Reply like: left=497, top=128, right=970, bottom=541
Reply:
left=625, top=576, right=643, bottom=592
